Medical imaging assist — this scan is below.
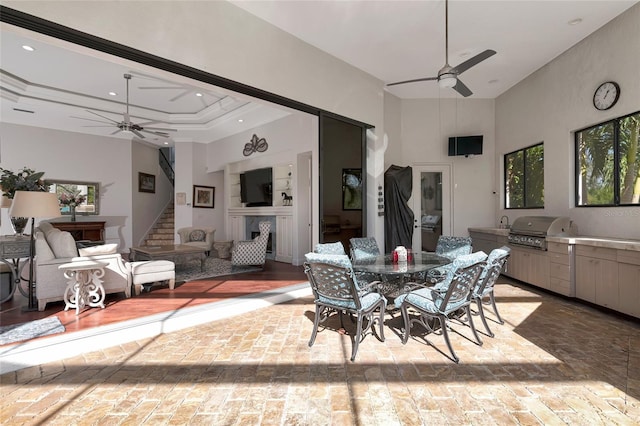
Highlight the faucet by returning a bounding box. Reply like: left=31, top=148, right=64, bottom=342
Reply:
left=499, top=215, right=510, bottom=229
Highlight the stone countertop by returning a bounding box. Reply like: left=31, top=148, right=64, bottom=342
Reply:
left=468, top=227, right=510, bottom=236
left=469, top=227, right=640, bottom=251
left=547, top=236, right=640, bottom=251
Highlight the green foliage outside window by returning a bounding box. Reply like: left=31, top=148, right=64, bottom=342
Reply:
left=505, top=143, right=544, bottom=209
left=576, top=111, right=640, bottom=206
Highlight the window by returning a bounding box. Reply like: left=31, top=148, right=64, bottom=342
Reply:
left=504, top=143, right=544, bottom=209
left=575, top=111, right=640, bottom=206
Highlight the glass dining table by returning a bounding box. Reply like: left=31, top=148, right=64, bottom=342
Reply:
left=352, top=252, right=451, bottom=302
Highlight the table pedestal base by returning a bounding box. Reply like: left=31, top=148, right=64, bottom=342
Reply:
left=61, top=264, right=106, bottom=315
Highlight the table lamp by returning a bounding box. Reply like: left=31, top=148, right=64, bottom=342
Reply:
left=9, top=191, right=61, bottom=311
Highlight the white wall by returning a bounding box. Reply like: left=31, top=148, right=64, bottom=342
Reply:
left=0, top=123, right=134, bottom=247
left=131, top=141, right=173, bottom=246
left=397, top=98, right=497, bottom=236
left=495, top=3, right=640, bottom=240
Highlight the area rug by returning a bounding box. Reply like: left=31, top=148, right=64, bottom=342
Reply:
left=0, top=317, right=66, bottom=346
left=175, top=257, right=261, bottom=284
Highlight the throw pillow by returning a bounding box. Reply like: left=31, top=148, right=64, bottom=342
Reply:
left=189, top=229, right=206, bottom=242
left=78, top=243, right=118, bottom=257
left=46, top=230, right=78, bottom=258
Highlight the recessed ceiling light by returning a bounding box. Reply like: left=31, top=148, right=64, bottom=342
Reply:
left=195, top=93, right=203, bottom=97
left=108, top=92, right=117, bottom=96
left=238, top=119, right=244, bottom=123
left=22, top=45, right=35, bottom=52
left=568, top=18, right=582, bottom=25
left=164, top=141, right=169, bottom=145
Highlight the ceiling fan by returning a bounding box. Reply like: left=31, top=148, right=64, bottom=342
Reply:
left=71, top=73, right=177, bottom=139
left=387, top=0, right=496, bottom=97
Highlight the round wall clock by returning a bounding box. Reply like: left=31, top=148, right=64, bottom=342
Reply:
left=593, top=81, right=620, bottom=111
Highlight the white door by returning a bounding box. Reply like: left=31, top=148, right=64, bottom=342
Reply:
left=410, top=164, right=452, bottom=253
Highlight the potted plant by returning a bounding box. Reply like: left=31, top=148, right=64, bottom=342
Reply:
left=0, top=167, right=51, bottom=234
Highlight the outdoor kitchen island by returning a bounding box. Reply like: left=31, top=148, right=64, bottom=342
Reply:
left=469, top=226, right=640, bottom=319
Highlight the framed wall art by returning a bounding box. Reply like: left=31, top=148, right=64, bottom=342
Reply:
left=138, top=172, right=155, bottom=193
left=193, top=185, right=215, bottom=208
left=342, top=168, right=362, bottom=210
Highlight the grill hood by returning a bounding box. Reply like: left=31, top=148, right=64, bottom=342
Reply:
left=510, top=216, right=577, bottom=237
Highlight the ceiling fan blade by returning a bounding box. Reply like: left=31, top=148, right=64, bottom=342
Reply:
left=143, top=126, right=177, bottom=132
left=110, top=129, right=122, bottom=135
left=387, top=76, right=438, bottom=87
left=452, top=49, right=496, bottom=75
left=452, top=79, right=473, bottom=97
left=131, top=129, right=146, bottom=139
left=136, top=120, right=161, bottom=126
left=70, top=115, right=112, bottom=124
left=81, top=125, right=115, bottom=128
left=85, top=109, right=119, bottom=124
left=141, top=129, right=170, bottom=137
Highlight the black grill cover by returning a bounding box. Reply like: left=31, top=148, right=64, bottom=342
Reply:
left=384, top=165, right=414, bottom=252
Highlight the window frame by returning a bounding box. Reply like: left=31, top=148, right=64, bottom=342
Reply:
left=503, top=142, right=545, bottom=210
left=574, top=110, right=640, bottom=208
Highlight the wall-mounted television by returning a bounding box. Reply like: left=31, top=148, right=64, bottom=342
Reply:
left=240, top=167, right=273, bottom=207
left=448, top=135, right=483, bottom=157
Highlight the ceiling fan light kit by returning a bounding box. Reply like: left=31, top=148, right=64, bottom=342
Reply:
left=387, top=0, right=496, bottom=97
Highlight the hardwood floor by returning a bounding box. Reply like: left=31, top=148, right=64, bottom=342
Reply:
left=0, top=260, right=307, bottom=340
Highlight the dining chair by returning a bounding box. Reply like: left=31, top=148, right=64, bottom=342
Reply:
left=303, top=252, right=386, bottom=361
left=349, top=237, right=380, bottom=261
left=471, top=246, right=510, bottom=338
left=395, top=251, right=487, bottom=363
left=314, top=241, right=346, bottom=255
left=426, top=235, right=473, bottom=285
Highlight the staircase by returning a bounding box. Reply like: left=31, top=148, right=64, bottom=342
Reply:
left=143, top=203, right=175, bottom=247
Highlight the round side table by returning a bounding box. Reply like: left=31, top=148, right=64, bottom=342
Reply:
left=59, top=260, right=108, bottom=315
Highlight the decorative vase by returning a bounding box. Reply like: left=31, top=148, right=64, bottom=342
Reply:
left=10, top=217, right=29, bottom=236
left=70, top=205, right=76, bottom=222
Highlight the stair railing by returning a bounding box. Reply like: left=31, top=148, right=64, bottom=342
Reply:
left=159, top=147, right=174, bottom=187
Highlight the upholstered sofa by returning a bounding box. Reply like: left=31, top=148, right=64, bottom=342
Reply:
left=177, top=227, right=215, bottom=255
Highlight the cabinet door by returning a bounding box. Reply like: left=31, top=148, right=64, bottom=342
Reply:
left=275, top=215, right=293, bottom=262
left=528, top=251, right=549, bottom=289
left=504, top=248, right=526, bottom=281
left=594, top=259, right=619, bottom=310
left=618, top=263, right=639, bottom=317
left=575, top=255, right=596, bottom=303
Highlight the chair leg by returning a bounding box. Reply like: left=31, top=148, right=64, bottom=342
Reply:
left=351, top=313, right=364, bottom=361
left=476, top=298, right=494, bottom=338
left=308, top=305, right=323, bottom=347
left=377, top=302, right=386, bottom=342
left=465, top=305, right=482, bottom=346
left=400, top=303, right=411, bottom=344
left=438, top=314, right=459, bottom=364
left=489, top=292, right=504, bottom=324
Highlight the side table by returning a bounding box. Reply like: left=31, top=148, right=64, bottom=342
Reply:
left=59, top=260, right=108, bottom=315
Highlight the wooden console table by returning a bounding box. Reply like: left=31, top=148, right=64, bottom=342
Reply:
left=50, top=221, right=105, bottom=242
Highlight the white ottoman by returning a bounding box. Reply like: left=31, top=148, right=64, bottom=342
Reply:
left=130, top=260, right=175, bottom=295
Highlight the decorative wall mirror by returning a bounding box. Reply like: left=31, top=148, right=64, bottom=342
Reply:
left=45, top=179, right=100, bottom=216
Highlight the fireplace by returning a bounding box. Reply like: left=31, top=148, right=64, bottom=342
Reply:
left=251, top=231, right=273, bottom=254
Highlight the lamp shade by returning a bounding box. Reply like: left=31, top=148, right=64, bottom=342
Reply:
left=9, top=191, right=61, bottom=218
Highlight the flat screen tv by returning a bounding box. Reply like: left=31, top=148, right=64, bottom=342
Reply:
left=448, top=135, right=483, bottom=157
left=240, top=167, right=273, bottom=207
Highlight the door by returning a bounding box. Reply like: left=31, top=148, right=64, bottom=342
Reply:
left=411, top=164, right=452, bottom=253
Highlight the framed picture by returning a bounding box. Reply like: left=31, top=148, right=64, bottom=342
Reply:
left=193, top=185, right=215, bottom=208
left=342, top=168, right=362, bottom=210
left=138, top=172, right=155, bottom=193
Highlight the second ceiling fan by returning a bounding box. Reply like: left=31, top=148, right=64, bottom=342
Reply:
left=387, top=0, right=496, bottom=97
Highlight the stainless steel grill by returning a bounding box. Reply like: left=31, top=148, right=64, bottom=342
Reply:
left=508, top=216, right=576, bottom=250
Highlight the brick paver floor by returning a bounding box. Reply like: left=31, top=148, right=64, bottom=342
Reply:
left=1, top=278, right=639, bottom=425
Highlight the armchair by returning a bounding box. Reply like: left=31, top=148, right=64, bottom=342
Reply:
left=471, top=246, right=510, bottom=338
left=304, top=252, right=386, bottom=361
left=231, top=221, right=270, bottom=266
left=395, top=251, right=487, bottom=363
left=177, top=227, right=216, bottom=256
left=33, top=222, right=131, bottom=311
left=427, top=235, right=473, bottom=285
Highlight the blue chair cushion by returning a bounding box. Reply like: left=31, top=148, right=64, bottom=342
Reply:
left=315, top=242, right=346, bottom=255
left=319, top=291, right=383, bottom=310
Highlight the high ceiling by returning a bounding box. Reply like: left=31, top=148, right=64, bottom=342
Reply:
left=1, top=1, right=636, bottom=146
